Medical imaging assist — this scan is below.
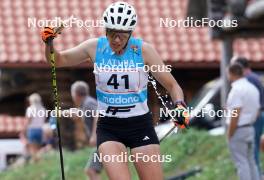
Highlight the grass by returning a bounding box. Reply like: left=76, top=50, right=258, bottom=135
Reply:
left=0, top=129, right=240, bottom=180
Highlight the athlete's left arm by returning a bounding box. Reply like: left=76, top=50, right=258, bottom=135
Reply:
left=142, top=42, right=184, bottom=103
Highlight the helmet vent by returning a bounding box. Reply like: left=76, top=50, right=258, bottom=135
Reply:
left=127, top=10, right=131, bottom=15
left=111, top=17, right=115, bottom=25
left=123, top=18, right=128, bottom=26
left=104, top=17, right=108, bottom=23
left=110, top=8, right=114, bottom=13
left=117, top=16, right=122, bottom=24
left=118, top=7, right=123, bottom=13
left=130, top=20, right=136, bottom=26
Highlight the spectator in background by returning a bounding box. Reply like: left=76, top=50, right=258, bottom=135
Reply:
left=226, top=63, right=260, bottom=180
left=24, top=93, right=46, bottom=162
left=229, top=0, right=248, bottom=17
left=232, top=56, right=264, bottom=175
left=16, top=130, right=30, bottom=166
left=38, top=123, right=56, bottom=155
left=71, top=81, right=102, bottom=180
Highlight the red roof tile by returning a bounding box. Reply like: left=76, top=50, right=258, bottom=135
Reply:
left=0, top=115, right=26, bottom=135
left=0, top=0, right=263, bottom=68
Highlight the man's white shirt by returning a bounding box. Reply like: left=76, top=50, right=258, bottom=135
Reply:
left=226, top=78, right=260, bottom=126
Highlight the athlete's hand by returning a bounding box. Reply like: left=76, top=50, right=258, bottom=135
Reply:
left=41, top=26, right=57, bottom=43
left=172, top=101, right=190, bottom=129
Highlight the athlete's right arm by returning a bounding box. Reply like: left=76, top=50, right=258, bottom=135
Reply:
left=44, top=38, right=98, bottom=67
left=41, top=27, right=98, bottom=67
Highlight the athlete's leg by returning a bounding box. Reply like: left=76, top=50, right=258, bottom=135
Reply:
left=85, top=168, right=101, bottom=180
left=98, top=141, right=131, bottom=180
left=131, top=144, right=163, bottom=180
left=84, top=150, right=102, bottom=180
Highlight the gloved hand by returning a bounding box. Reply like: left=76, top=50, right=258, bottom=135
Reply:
left=172, top=101, right=190, bottom=129
left=41, top=26, right=57, bottom=43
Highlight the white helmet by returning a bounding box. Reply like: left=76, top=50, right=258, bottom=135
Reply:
left=103, top=1, right=137, bottom=31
